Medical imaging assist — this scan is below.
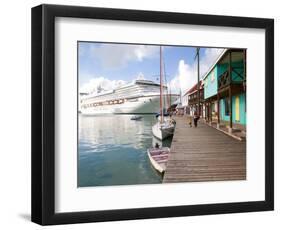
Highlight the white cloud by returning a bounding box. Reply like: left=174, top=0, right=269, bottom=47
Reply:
left=80, top=76, right=127, bottom=94
left=169, top=48, right=224, bottom=94
left=79, top=72, right=147, bottom=94
left=91, top=44, right=158, bottom=69
left=80, top=48, right=224, bottom=96
left=169, top=60, right=193, bottom=94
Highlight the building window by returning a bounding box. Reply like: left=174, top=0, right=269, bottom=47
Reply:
left=224, top=97, right=230, bottom=116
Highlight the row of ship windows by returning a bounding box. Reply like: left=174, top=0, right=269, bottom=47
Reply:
left=89, top=87, right=160, bottom=100
left=82, top=98, right=138, bottom=108
left=84, top=91, right=161, bottom=104
left=88, top=91, right=141, bottom=100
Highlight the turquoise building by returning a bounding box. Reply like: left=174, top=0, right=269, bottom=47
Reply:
left=219, top=93, right=246, bottom=125
left=204, top=67, right=218, bottom=99
left=203, top=49, right=246, bottom=130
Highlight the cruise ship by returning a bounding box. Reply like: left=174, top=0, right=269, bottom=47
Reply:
left=80, top=80, right=179, bottom=115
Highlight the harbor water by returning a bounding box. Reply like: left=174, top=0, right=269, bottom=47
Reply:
left=78, top=114, right=172, bottom=187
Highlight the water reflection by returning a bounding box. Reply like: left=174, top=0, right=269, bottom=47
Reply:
left=152, top=135, right=173, bottom=148
left=78, top=114, right=171, bottom=187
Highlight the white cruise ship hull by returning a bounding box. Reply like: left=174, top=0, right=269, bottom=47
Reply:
left=81, top=95, right=177, bottom=115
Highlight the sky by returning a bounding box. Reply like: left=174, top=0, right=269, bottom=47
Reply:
left=78, top=42, right=224, bottom=95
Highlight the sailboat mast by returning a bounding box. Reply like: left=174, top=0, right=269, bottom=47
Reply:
left=160, top=46, right=163, bottom=123
left=169, top=88, right=171, bottom=110
left=163, top=57, right=169, bottom=110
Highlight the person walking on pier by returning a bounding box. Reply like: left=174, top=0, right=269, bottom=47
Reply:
left=193, top=112, right=200, bottom=127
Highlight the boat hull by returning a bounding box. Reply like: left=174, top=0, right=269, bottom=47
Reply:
left=147, top=147, right=170, bottom=173
left=80, top=95, right=178, bottom=115
left=152, top=122, right=175, bottom=140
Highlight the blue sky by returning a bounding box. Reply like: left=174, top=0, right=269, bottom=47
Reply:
left=78, top=42, right=223, bottom=94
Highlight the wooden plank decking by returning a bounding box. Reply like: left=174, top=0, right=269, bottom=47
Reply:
left=163, top=116, right=246, bottom=183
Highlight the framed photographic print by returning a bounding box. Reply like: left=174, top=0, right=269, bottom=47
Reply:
left=31, top=4, right=274, bottom=225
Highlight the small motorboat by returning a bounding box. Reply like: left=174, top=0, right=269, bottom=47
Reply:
left=130, top=115, right=143, bottom=121
left=147, top=147, right=170, bottom=173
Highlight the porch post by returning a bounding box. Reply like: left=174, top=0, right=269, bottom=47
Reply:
left=229, top=87, right=233, bottom=131
left=244, top=49, right=247, bottom=113
left=204, top=101, right=207, bottom=121
left=209, top=101, right=211, bottom=122
left=228, top=51, right=233, bottom=132
left=229, top=51, right=232, bottom=85
left=217, top=94, right=220, bottom=128
left=207, top=101, right=209, bottom=122
left=209, top=101, right=212, bottom=122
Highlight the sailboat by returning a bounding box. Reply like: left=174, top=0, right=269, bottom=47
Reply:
left=152, top=46, right=175, bottom=140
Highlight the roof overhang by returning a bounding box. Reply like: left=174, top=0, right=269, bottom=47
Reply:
left=202, top=49, right=228, bottom=80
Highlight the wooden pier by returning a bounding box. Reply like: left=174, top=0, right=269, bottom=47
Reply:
left=163, top=116, right=246, bottom=183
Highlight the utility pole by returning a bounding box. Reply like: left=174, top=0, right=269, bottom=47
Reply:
left=180, top=88, right=182, bottom=104
left=195, top=47, right=200, bottom=116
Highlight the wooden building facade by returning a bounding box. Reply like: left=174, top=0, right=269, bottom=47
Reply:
left=186, top=80, right=204, bottom=117
left=203, top=48, right=246, bottom=132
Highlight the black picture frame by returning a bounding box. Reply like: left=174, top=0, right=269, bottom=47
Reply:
left=31, top=4, right=274, bottom=225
